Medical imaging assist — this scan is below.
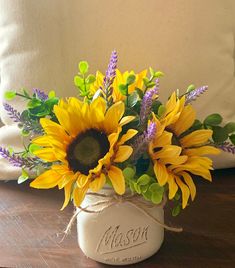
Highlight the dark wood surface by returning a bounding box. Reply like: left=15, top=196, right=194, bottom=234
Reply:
left=0, top=169, right=235, bottom=268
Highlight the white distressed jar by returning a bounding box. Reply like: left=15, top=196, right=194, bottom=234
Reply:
left=76, top=188, right=164, bottom=265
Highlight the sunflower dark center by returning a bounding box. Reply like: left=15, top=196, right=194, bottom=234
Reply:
left=66, top=129, right=110, bottom=175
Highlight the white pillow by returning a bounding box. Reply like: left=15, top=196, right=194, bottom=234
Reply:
left=0, top=0, right=235, bottom=180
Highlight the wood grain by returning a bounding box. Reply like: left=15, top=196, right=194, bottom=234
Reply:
left=0, top=169, right=234, bottom=268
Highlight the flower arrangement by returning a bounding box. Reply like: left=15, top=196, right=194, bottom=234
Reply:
left=1, top=51, right=235, bottom=217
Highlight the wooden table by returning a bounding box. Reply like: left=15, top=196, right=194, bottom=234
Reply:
left=0, top=169, right=234, bottom=268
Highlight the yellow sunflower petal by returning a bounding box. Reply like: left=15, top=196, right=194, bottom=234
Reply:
left=172, top=105, right=196, bottom=136
left=168, top=173, right=178, bottom=200
left=119, top=116, right=136, bottom=127
left=40, top=118, right=70, bottom=142
left=114, top=145, right=133, bottom=162
left=184, top=146, right=221, bottom=156
left=180, top=129, right=213, bottom=148
left=32, top=136, right=51, bottom=147
left=61, top=180, right=75, bottom=210
left=104, top=101, right=124, bottom=133
left=118, top=129, right=138, bottom=145
left=30, top=169, right=62, bottom=189
left=180, top=172, right=196, bottom=201
left=73, top=184, right=89, bottom=207
left=76, top=173, right=89, bottom=188
left=153, top=162, right=169, bottom=186
left=89, top=173, right=106, bottom=192
left=175, top=176, right=190, bottom=209
left=54, top=105, right=73, bottom=135
left=162, top=155, right=188, bottom=165
left=58, top=172, right=76, bottom=189
left=107, top=166, right=125, bottom=195
left=33, top=148, right=57, bottom=162
left=152, top=131, right=172, bottom=148
left=154, top=145, right=182, bottom=160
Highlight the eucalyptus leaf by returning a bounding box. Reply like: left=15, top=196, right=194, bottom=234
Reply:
left=27, top=98, right=42, bottom=109
left=128, top=91, right=139, bottom=107
left=126, top=74, right=136, bottom=85
left=224, top=122, right=235, bottom=134
left=86, top=75, right=96, bottom=84
left=74, top=75, right=84, bottom=87
left=154, top=71, right=164, bottom=78
left=229, top=134, right=235, bottom=145
left=4, top=91, right=16, bottom=100
left=137, top=174, right=151, bottom=186
left=79, top=61, right=89, bottom=74
left=123, top=167, right=136, bottom=181
left=212, top=126, right=228, bottom=144
left=119, top=84, right=128, bottom=96
left=172, top=204, right=181, bottom=216
left=186, top=84, right=196, bottom=93
left=204, top=114, right=223, bottom=126
left=158, top=105, right=166, bottom=118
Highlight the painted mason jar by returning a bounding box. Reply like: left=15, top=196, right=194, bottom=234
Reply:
left=76, top=188, right=164, bottom=265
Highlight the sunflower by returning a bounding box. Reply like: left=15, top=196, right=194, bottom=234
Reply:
left=30, top=97, right=137, bottom=209
left=90, top=69, right=147, bottom=102
left=149, top=92, right=220, bottom=208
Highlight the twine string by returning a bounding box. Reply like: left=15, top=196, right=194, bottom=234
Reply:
left=61, top=192, right=182, bottom=242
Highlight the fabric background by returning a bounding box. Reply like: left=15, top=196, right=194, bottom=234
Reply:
left=0, top=0, right=235, bottom=179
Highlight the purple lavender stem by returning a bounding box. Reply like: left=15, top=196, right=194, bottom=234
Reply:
left=103, top=50, right=118, bottom=88
left=140, top=79, right=159, bottom=125
left=0, top=146, right=37, bottom=169
left=3, top=103, right=21, bottom=122
left=132, top=122, right=157, bottom=161
left=33, top=88, right=48, bottom=101
left=185, top=86, right=208, bottom=105
left=217, top=142, right=235, bottom=154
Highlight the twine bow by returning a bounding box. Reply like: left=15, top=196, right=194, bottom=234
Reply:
left=63, top=192, right=182, bottom=238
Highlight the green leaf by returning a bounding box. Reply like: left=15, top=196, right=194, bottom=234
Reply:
left=21, top=129, right=30, bottom=136
left=149, top=67, right=155, bottom=76
left=174, top=192, right=181, bottom=201
left=137, top=174, right=151, bottom=186
left=128, top=91, right=139, bottom=107
left=149, top=183, right=164, bottom=204
left=48, top=90, right=56, bottom=99
left=135, top=88, right=144, bottom=99
left=74, top=75, right=84, bottom=87
left=29, top=144, right=41, bottom=154
left=229, top=134, right=235, bottom=145
left=204, top=114, right=223, bottom=126
left=119, top=84, right=128, bottom=96
left=186, top=84, right=195, bottom=93
left=146, top=82, right=156, bottom=89
left=126, top=74, right=136, bottom=85
left=224, top=122, right=235, bottom=134
left=123, top=167, right=136, bottom=181
left=158, top=105, right=166, bottom=118
left=154, top=71, right=164, bottom=78
left=27, top=98, right=42, bottom=109
left=22, top=88, right=31, bottom=99
left=17, top=169, right=29, bottom=184
left=78, top=61, right=89, bottom=74
left=86, top=75, right=96, bottom=84
left=212, top=126, right=228, bottom=144
left=4, top=91, right=16, bottom=100
left=172, top=204, right=181, bottom=216
left=143, top=77, right=149, bottom=87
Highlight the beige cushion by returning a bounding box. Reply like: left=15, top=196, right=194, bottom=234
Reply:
left=0, top=0, right=235, bottom=179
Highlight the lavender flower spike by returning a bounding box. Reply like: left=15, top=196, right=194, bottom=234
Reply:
left=33, top=88, right=48, bottom=101
left=218, top=142, right=235, bottom=154
left=185, top=85, right=208, bottom=105
left=103, top=50, right=118, bottom=87
left=140, top=79, right=159, bottom=125
left=132, top=122, right=157, bottom=161
left=3, top=103, right=21, bottom=122
left=0, top=146, right=37, bottom=169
